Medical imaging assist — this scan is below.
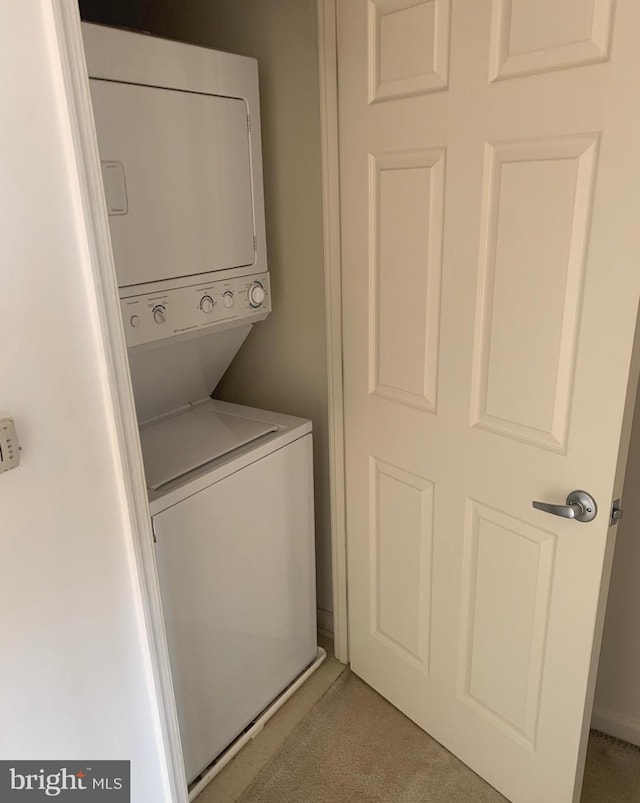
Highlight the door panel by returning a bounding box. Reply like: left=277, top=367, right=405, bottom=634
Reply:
left=371, top=458, right=434, bottom=671
left=472, top=135, right=599, bottom=451
left=338, top=1, right=640, bottom=801
left=371, top=148, right=445, bottom=412
left=489, top=0, right=614, bottom=80
left=459, top=500, right=556, bottom=749
left=369, top=0, right=451, bottom=101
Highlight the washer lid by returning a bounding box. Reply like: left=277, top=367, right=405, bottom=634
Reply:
left=140, top=405, right=278, bottom=490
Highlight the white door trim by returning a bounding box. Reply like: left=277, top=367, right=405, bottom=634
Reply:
left=317, top=0, right=349, bottom=664
left=49, top=4, right=188, bottom=801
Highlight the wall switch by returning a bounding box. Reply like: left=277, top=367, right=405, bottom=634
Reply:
left=0, top=418, right=20, bottom=473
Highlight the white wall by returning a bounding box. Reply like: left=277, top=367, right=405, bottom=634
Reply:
left=0, top=3, right=175, bottom=798
left=79, top=0, right=334, bottom=625
left=593, top=390, right=640, bottom=746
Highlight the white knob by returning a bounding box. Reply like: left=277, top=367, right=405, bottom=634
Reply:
left=130, top=314, right=140, bottom=328
left=153, top=305, right=166, bottom=324
left=223, top=291, right=234, bottom=309
left=248, top=282, right=265, bottom=308
left=200, top=295, right=214, bottom=314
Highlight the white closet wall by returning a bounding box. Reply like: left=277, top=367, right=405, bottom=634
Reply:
left=0, top=5, right=176, bottom=798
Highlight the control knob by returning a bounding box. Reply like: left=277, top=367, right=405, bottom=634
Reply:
left=248, top=282, right=266, bottom=308
left=200, top=295, right=214, bottom=314
left=153, top=305, right=166, bottom=325
left=222, top=291, right=234, bottom=309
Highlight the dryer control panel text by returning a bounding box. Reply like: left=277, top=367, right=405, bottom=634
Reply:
left=121, top=272, right=271, bottom=348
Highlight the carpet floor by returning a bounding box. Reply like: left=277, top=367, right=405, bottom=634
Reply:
left=237, top=670, right=640, bottom=802
left=583, top=731, right=640, bottom=803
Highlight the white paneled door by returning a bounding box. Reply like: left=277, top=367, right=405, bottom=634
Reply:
left=338, top=2, right=640, bottom=801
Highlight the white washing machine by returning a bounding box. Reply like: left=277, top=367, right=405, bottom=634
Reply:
left=83, top=23, right=319, bottom=788
left=144, top=399, right=317, bottom=783
left=126, top=324, right=319, bottom=785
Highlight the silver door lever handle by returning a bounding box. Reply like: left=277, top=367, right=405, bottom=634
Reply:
left=532, top=490, right=597, bottom=523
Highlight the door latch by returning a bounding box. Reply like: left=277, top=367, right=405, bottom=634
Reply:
left=610, top=499, right=623, bottom=526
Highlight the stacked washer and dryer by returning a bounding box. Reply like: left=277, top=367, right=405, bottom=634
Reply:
left=83, top=23, right=320, bottom=791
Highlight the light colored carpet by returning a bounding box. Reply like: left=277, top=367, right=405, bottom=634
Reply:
left=238, top=670, right=640, bottom=803
left=238, top=671, right=506, bottom=802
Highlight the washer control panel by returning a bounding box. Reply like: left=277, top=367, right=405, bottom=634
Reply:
left=121, top=272, right=271, bottom=348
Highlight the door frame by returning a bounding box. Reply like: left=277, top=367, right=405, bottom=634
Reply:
left=317, top=0, right=349, bottom=665
left=50, top=4, right=188, bottom=801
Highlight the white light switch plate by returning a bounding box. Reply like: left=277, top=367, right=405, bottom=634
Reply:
left=0, top=418, right=20, bottom=473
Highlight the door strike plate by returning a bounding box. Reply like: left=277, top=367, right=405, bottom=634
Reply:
left=610, top=499, right=623, bottom=526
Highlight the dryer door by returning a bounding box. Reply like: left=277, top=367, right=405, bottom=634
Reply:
left=90, top=79, right=256, bottom=288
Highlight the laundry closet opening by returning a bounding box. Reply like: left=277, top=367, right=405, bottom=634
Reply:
left=79, top=0, right=333, bottom=632
left=79, top=0, right=334, bottom=796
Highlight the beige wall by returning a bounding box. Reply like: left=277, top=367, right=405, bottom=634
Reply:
left=593, top=391, right=640, bottom=746
left=79, top=0, right=333, bottom=619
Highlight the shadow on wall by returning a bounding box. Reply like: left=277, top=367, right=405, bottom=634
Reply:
left=79, top=0, right=183, bottom=35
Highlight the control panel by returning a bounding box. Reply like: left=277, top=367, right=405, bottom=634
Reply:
left=0, top=418, right=20, bottom=474
left=121, top=272, right=271, bottom=348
